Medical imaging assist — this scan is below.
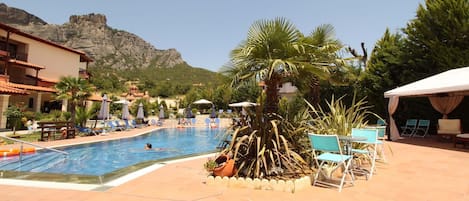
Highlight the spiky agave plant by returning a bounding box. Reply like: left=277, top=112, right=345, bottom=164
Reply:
left=306, top=94, right=377, bottom=136
left=305, top=94, right=385, bottom=166
left=224, top=105, right=312, bottom=180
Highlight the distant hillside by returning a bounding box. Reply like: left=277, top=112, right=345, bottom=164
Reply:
left=0, top=3, right=225, bottom=95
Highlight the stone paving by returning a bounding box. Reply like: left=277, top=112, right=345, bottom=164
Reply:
left=0, top=123, right=468, bottom=201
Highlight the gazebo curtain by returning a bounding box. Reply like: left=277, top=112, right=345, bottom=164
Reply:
left=429, top=96, right=464, bottom=119
left=388, top=96, right=400, bottom=141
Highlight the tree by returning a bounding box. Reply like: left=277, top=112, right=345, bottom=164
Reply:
left=361, top=29, right=405, bottom=117
left=230, top=80, right=261, bottom=104
left=212, top=84, right=233, bottom=109
left=4, top=105, right=23, bottom=135
left=75, top=107, right=93, bottom=127
left=219, top=18, right=348, bottom=179
left=292, top=24, right=345, bottom=106
left=362, top=0, right=469, bottom=121
left=403, top=0, right=469, bottom=77
left=225, top=18, right=341, bottom=114
left=55, top=76, right=93, bottom=126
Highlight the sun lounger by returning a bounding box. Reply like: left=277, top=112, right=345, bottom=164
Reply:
left=108, top=121, right=124, bottom=131
left=124, top=119, right=136, bottom=129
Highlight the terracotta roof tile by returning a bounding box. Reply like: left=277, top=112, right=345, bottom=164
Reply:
left=0, top=82, right=28, bottom=95
left=7, top=82, right=56, bottom=92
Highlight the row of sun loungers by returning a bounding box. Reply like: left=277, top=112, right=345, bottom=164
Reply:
left=75, top=119, right=163, bottom=136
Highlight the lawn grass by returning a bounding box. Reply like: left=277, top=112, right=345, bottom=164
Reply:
left=3, top=132, right=42, bottom=144
left=2, top=131, right=89, bottom=145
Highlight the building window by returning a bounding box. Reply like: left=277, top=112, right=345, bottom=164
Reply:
left=28, top=98, right=34, bottom=108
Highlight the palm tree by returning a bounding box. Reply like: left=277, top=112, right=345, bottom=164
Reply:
left=55, top=76, right=92, bottom=126
left=225, top=18, right=343, bottom=113
left=220, top=18, right=346, bottom=179
left=292, top=24, right=345, bottom=106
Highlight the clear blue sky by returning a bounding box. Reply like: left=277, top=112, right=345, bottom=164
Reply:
left=2, top=0, right=424, bottom=72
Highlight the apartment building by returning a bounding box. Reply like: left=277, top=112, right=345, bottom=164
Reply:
left=0, top=22, right=92, bottom=128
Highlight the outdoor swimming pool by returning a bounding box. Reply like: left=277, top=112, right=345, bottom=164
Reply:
left=0, top=127, right=226, bottom=183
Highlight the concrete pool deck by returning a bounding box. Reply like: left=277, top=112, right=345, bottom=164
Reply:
left=1, top=123, right=469, bottom=200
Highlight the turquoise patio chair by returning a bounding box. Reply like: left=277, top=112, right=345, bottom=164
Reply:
left=413, top=119, right=430, bottom=138
left=351, top=128, right=381, bottom=180
left=401, top=119, right=418, bottom=137
left=308, top=133, right=354, bottom=192
left=377, top=119, right=386, bottom=126
left=376, top=126, right=387, bottom=162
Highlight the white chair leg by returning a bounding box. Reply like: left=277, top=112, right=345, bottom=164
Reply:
left=313, top=160, right=326, bottom=186
left=338, top=160, right=351, bottom=192
left=377, top=142, right=387, bottom=163
left=368, top=146, right=378, bottom=180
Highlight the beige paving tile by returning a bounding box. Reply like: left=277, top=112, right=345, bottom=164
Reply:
left=1, top=129, right=469, bottom=201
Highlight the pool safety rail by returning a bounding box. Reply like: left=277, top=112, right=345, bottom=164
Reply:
left=0, top=136, right=68, bottom=161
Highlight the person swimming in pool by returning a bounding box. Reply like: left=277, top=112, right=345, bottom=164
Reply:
left=144, top=143, right=179, bottom=152
left=144, top=143, right=153, bottom=150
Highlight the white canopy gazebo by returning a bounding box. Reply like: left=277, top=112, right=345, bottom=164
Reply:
left=384, top=66, right=469, bottom=140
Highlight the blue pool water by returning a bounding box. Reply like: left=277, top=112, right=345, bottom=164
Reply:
left=0, top=128, right=225, bottom=176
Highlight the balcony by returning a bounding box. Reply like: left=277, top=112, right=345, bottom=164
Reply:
left=9, top=52, right=28, bottom=62
left=0, top=50, right=7, bottom=57
left=0, top=42, right=28, bottom=61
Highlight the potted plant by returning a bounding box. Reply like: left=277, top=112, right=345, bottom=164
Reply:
left=203, top=158, right=218, bottom=172
left=212, top=154, right=236, bottom=177
left=203, top=154, right=236, bottom=177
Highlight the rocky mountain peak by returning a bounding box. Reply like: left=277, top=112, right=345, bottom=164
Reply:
left=0, top=3, right=47, bottom=25
left=69, top=13, right=107, bottom=27
left=0, top=4, right=186, bottom=69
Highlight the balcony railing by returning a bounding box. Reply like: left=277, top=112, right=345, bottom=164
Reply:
left=9, top=52, right=28, bottom=61
left=0, top=45, right=28, bottom=61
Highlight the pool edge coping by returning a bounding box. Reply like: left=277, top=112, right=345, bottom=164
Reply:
left=0, top=153, right=216, bottom=191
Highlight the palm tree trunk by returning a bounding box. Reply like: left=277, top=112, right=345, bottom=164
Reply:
left=308, top=77, right=321, bottom=107
left=70, top=103, right=76, bottom=127
left=264, top=74, right=281, bottom=114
